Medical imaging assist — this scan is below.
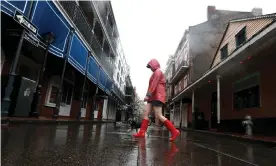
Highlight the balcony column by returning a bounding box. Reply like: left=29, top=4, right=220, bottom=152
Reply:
left=172, top=103, right=175, bottom=124
left=179, top=99, right=183, bottom=129
left=192, top=91, right=195, bottom=129
left=217, top=75, right=221, bottom=127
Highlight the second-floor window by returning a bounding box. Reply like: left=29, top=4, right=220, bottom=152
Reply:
left=236, top=27, right=246, bottom=47
left=220, top=44, right=228, bottom=60
left=184, top=76, right=188, bottom=89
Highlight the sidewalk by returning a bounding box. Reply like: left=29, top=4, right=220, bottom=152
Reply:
left=182, top=128, right=276, bottom=145
left=1, top=117, right=115, bottom=124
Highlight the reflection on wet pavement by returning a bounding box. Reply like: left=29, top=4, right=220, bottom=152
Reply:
left=1, top=123, right=275, bottom=166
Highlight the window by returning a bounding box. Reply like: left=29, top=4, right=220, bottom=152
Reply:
left=234, top=85, right=260, bottom=109
left=184, top=76, right=188, bottom=89
left=118, top=61, right=121, bottom=69
left=233, top=73, right=260, bottom=110
left=117, top=72, right=119, bottom=81
left=220, top=44, right=228, bottom=60
left=49, top=86, right=58, bottom=104
left=235, top=27, right=246, bottom=47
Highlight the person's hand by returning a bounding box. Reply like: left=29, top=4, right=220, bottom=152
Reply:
left=144, top=96, right=149, bottom=102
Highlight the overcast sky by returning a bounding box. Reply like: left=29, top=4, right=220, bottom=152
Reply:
left=111, top=0, right=275, bottom=99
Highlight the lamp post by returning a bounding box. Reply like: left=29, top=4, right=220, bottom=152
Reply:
left=30, top=32, right=55, bottom=117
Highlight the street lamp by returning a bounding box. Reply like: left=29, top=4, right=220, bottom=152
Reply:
left=30, top=32, right=55, bottom=117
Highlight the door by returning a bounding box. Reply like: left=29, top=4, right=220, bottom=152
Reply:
left=80, top=90, right=88, bottom=118
left=59, top=81, right=74, bottom=116
left=182, top=104, right=188, bottom=128
left=211, top=92, right=217, bottom=128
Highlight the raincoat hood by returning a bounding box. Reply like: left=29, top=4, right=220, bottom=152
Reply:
left=147, top=59, right=160, bottom=71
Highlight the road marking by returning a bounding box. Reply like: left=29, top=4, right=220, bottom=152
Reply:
left=193, top=143, right=259, bottom=166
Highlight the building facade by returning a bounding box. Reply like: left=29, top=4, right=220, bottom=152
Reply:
left=173, top=14, right=276, bottom=136
left=165, top=6, right=276, bottom=136
left=1, top=1, right=134, bottom=121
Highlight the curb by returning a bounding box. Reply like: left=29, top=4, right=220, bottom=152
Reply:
left=182, top=128, right=276, bottom=146
left=1, top=118, right=115, bottom=125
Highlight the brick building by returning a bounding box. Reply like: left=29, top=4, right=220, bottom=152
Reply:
left=166, top=6, right=262, bottom=128
left=171, top=12, right=276, bottom=136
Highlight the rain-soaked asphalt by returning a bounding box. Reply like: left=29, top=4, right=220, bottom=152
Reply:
left=1, top=123, right=276, bottom=166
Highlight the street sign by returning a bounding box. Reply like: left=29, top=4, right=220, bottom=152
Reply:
left=13, top=10, right=38, bottom=35
left=24, top=32, right=39, bottom=47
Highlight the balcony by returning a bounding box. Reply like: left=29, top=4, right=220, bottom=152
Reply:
left=59, top=1, right=115, bottom=77
left=105, top=21, right=114, bottom=38
left=170, top=60, right=189, bottom=84
left=113, top=84, right=125, bottom=103
left=93, top=1, right=109, bottom=24
left=125, top=86, right=134, bottom=104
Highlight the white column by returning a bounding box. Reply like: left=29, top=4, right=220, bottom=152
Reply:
left=172, top=103, right=175, bottom=123
left=102, top=98, right=108, bottom=119
left=192, top=91, right=195, bottom=113
left=217, top=75, right=220, bottom=124
left=179, top=99, right=183, bottom=129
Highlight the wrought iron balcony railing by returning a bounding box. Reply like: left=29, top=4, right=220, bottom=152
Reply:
left=105, top=21, right=114, bottom=38
left=170, top=60, right=189, bottom=84
left=93, top=1, right=109, bottom=24
left=59, top=1, right=115, bottom=77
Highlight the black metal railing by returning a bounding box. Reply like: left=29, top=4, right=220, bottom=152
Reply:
left=172, top=60, right=188, bottom=76
left=100, top=51, right=114, bottom=77
left=105, top=21, right=114, bottom=38
left=93, top=1, right=109, bottom=24
left=59, top=1, right=115, bottom=77
left=113, top=84, right=125, bottom=102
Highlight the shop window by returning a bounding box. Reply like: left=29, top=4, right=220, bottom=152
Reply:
left=49, top=86, right=58, bottom=104
left=233, top=73, right=260, bottom=110
left=234, top=85, right=260, bottom=109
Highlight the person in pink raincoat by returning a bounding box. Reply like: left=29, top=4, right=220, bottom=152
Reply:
left=133, top=59, right=180, bottom=141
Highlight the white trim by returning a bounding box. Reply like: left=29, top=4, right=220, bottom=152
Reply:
left=173, top=21, right=276, bottom=102
left=3, top=0, right=28, bottom=13
left=1, top=4, right=14, bottom=14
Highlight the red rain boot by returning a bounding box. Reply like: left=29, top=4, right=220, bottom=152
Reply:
left=164, top=120, right=180, bottom=142
left=133, top=119, right=149, bottom=138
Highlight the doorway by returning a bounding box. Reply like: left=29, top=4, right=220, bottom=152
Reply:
left=59, top=70, right=75, bottom=117
left=211, top=92, right=217, bottom=128
left=80, top=83, right=89, bottom=118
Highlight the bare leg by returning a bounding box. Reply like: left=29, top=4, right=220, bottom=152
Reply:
left=153, top=106, right=167, bottom=122
left=143, top=103, right=152, bottom=120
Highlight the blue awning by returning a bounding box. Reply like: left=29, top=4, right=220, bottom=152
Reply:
left=31, top=1, right=71, bottom=58
left=98, top=68, right=107, bottom=91
left=87, top=56, right=99, bottom=84
left=68, top=34, right=88, bottom=75
left=105, top=78, right=112, bottom=95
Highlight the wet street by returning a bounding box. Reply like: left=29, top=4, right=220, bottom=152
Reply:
left=1, top=123, right=276, bottom=166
